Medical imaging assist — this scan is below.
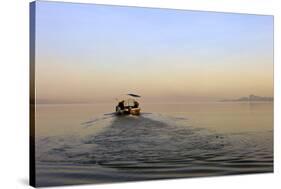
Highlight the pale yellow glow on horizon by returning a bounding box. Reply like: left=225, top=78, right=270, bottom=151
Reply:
left=35, top=54, right=273, bottom=104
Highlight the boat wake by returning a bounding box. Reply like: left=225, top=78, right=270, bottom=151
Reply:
left=35, top=113, right=273, bottom=186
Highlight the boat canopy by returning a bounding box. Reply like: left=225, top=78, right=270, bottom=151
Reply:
left=127, top=93, right=141, bottom=98
left=116, top=93, right=141, bottom=102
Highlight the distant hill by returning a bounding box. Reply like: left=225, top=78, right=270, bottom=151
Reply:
left=220, top=95, right=273, bottom=102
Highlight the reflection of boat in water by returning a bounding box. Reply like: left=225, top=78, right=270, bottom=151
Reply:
left=115, top=94, right=141, bottom=116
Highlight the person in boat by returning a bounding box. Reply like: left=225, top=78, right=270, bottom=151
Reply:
left=118, top=100, right=125, bottom=110
left=133, top=100, right=139, bottom=108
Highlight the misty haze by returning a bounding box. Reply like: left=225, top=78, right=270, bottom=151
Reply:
left=32, top=1, right=273, bottom=187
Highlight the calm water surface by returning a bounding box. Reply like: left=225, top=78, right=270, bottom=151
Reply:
left=35, top=102, right=273, bottom=186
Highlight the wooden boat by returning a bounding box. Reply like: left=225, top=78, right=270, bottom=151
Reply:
left=115, top=94, right=141, bottom=116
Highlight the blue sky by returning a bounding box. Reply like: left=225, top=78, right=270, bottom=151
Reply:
left=34, top=1, right=273, bottom=103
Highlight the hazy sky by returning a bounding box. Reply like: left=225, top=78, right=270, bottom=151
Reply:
left=34, top=1, right=273, bottom=103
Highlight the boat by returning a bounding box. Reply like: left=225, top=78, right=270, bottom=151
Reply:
left=115, top=94, right=141, bottom=116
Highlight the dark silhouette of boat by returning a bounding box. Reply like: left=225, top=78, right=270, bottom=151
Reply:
left=115, top=94, right=141, bottom=116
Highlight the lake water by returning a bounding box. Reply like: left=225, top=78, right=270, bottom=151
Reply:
left=35, top=102, right=273, bottom=187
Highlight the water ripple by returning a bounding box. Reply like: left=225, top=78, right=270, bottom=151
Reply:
left=36, top=113, right=273, bottom=186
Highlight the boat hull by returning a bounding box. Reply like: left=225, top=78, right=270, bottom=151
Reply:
left=116, top=108, right=141, bottom=116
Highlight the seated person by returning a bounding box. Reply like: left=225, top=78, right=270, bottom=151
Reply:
left=133, top=101, right=139, bottom=108
left=118, top=100, right=125, bottom=110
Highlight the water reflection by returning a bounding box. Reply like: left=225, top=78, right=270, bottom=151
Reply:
left=36, top=111, right=273, bottom=187
left=36, top=104, right=273, bottom=186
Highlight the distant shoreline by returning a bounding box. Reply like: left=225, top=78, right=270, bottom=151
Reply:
left=34, top=101, right=274, bottom=106
left=219, top=95, right=273, bottom=102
